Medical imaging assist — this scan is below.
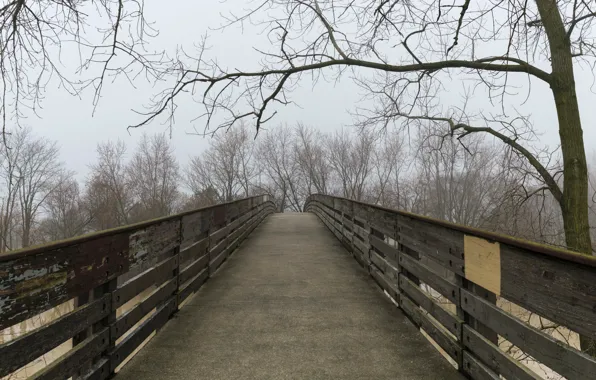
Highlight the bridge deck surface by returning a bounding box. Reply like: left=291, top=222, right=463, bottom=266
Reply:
left=117, top=213, right=464, bottom=380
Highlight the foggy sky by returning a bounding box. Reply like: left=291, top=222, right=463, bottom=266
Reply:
left=19, top=0, right=596, bottom=183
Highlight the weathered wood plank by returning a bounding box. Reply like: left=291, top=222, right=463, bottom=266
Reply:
left=0, top=295, right=110, bottom=377
left=462, top=325, right=541, bottom=380
left=399, top=252, right=459, bottom=304
left=398, top=215, right=463, bottom=264
left=211, top=204, right=228, bottom=230
left=353, top=248, right=370, bottom=269
left=179, top=253, right=209, bottom=285
left=399, top=275, right=462, bottom=338
left=179, top=237, right=208, bottom=266
left=178, top=268, right=209, bottom=304
left=110, top=299, right=176, bottom=371
left=209, top=248, right=228, bottom=273
left=351, top=223, right=369, bottom=241
left=462, top=351, right=501, bottom=380
left=113, top=256, right=177, bottom=310
left=128, top=219, right=180, bottom=272
left=227, top=224, right=244, bottom=244
left=370, top=266, right=399, bottom=301
left=111, top=278, right=177, bottom=342
left=400, top=294, right=461, bottom=363
left=180, top=210, right=210, bottom=249
left=353, top=237, right=369, bottom=257
left=209, top=225, right=229, bottom=244
left=370, top=235, right=399, bottom=263
left=342, top=216, right=353, bottom=230
left=400, top=234, right=465, bottom=276
left=461, top=289, right=596, bottom=380
left=0, top=232, right=129, bottom=330
left=80, top=358, right=110, bottom=380
left=369, top=250, right=399, bottom=283
left=31, top=328, right=109, bottom=380
left=500, top=244, right=596, bottom=339
left=209, top=238, right=228, bottom=260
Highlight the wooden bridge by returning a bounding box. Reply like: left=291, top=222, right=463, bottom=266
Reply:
left=1, top=195, right=596, bottom=379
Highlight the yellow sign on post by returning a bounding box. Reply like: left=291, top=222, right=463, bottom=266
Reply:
left=464, top=235, right=501, bottom=296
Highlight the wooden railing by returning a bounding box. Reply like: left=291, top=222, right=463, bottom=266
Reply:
left=305, top=194, right=596, bottom=380
left=0, top=195, right=275, bottom=380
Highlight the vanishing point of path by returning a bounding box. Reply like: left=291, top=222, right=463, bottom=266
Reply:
left=116, top=213, right=464, bottom=380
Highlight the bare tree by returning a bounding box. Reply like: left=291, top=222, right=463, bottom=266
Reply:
left=187, top=125, right=256, bottom=202
left=294, top=123, right=331, bottom=196
left=410, top=126, right=505, bottom=226
left=368, top=130, right=406, bottom=208
left=0, top=0, right=163, bottom=138
left=13, top=128, right=62, bottom=248
left=133, top=0, right=595, bottom=259
left=0, top=130, right=24, bottom=251
left=327, top=129, right=375, bottom=201
left=257, top=124, right=303, bottom=211
left=36, top=172, right=92, bottom=243
left=127, top=133, right=180, bottom=221
left=86, top=140, right=132, bottom=229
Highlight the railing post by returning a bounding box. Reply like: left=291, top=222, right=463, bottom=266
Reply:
left=95, top=277, right=118, bottom=379
left=455, top=242, right=497, bottom=375
left=72, top=291, right=92, bottom=379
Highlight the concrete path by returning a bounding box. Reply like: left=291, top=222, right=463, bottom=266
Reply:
left=117, top=213, right=464, bottom=380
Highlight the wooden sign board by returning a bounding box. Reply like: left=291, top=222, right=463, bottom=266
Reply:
left=464, top=235, right=501, bottom=296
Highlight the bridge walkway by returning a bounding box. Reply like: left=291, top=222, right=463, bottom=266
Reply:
left=116, top=213, right=463, bottom=380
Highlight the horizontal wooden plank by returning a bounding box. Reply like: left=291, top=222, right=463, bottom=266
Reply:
left=113, top=255, right=177, bottom=309
left=179, top=253, right=209, bottom=285
left=400, top=293, right=461, bottom=363
left=342, top=217, right=353, bottom=231
left=238, top=215, right=261, bottom=242
left=0, top=295, right=110, bottom=377
left=399, top=252, right=459, bottom=304
left=462, top=325, right=541, bottom=380
left=209, top=249, right=228, bottom=273
left=209, top=238, right=228, bottom=260
left=399, top=275, right=462, bottom=337
left=353, top=237, right=369, bottom=257
left=353, top=248, right=370, bottom=269
left=500, top=244, right=596, bottom=339
left=398, top=215, right=464, bottom=270
left=400, top=234, right=465, bottom=276
left=370, top=235, right=399, bottom=263
left=370, top=266, right=399, bottom=301
left=178, top=268, right=209, bottom=304
left=211, top=204, right=228, bottom=229
left=32, top=328, right=109, bottom=380
left=180, top=210, right=210, bottom=248
left=128, top=219, right=180, bottom=272
left=367, top=207, right=397, bottom=238
left=179, top=237, right=208, bottom=266
left=81, top=358, right=110, bottom=380
left=370, top=251, right=398, bottom=283
left=463, top=351, right=501, bottom=380
left=461, top=289, right=596, bottom=380
left=209, top=225, right=229, bottom=244
left=111, top=299, right=176, bottom=371
left=111, top=278, right=177, bottom=342
left=351, top=223, right=369, bottom=240
left=227, top=223, right=244, bottom=244
left=0, top=232, right=128, bottom=330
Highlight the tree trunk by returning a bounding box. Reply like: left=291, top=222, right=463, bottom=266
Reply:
left=536, top=0, right=595, bottom=356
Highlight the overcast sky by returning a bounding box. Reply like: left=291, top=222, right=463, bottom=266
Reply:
left=20, top=0, right=596, bottom=182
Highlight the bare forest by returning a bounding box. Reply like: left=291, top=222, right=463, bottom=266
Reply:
left=2, top=124, right=595, bottom=253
